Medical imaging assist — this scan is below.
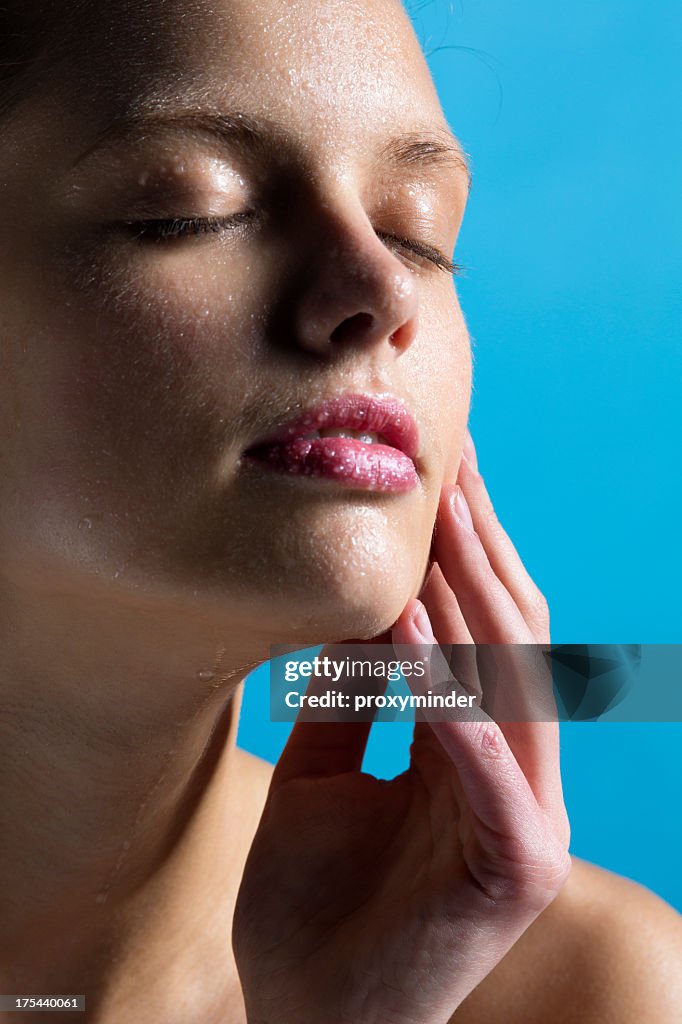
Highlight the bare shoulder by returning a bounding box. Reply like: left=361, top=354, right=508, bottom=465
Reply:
left=451, top=856, right=682, bottom=1024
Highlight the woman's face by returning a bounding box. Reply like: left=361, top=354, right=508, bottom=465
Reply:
left=0, top=0, right=471, bottom=648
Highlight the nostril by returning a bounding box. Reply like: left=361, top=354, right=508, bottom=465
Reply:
left=329, top=312, right=375, bottom=343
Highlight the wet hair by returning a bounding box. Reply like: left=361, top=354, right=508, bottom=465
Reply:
left=1, top=5, right=42, bottom=117
left=0, top=0, right=206, bottom=122
left=0, top=2, right=87, bottom=120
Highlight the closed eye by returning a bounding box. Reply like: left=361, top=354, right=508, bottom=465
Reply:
left=375, top=230, right=462, bottom=276
left=119, top=215, right=463, bottom=275
left=120, top=212, right=254, bottom=241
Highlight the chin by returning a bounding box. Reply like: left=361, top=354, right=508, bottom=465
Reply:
left=310, top=592, right=409, bottom=644
left=264, top=552, right=423, bottom=647
left=268, top=599, right=402, bottom=649
left=216, top=500, right=432, bottom=647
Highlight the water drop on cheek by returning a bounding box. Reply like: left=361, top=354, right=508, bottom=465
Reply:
left=197, top=669, right=216, bottom=682
left=78, top=517, right=93, bottom=530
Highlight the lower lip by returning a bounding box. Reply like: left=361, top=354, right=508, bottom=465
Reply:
left=242, top=437, right=419, bottom=493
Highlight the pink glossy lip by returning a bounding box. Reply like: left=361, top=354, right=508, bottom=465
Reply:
left=243, top=393, right=419, bottom=459
left=241, top=393, right=420, bottom=493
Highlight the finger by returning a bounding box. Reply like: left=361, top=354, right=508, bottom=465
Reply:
left=272, top=717, right=374, bottom=788
left=270, top=644, right=377, bottom=787
left=391, top=596, right=475, bottom=774
left=393, top=601, right=556, bottom=854
left=418, top=564, right=482, bottom=706
left=419, top=561, right=473, bottom=644
left=473, top=648, right=569, bottom=840
left=457, top=436, right=550, bottom=644
left=430, top=498, right=568, bottom=835
left=433, top=483, right=533, bottom=645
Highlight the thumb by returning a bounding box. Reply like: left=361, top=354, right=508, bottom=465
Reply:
left=270, top=638, right=388, bottom=787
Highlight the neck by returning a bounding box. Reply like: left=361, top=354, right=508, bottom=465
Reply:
left=0, top=577, right=273, bottom=1021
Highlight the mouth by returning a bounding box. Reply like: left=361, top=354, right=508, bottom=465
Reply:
left=241, top=392, right=420, bottom=493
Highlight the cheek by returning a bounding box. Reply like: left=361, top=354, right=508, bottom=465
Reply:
left=75, top=256, right=255, bottom=395
left=0, top=252, right=270, bottom=576
left=43, top=256, right=264, bottom=486
left=414, top=290, right=472, bottom=488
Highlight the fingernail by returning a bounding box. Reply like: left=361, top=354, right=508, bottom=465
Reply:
left=452, top=484, right=475, bottom=532
left=463, top=428, right=478, bottom=470
left=413, top=601, right=435, bottom=643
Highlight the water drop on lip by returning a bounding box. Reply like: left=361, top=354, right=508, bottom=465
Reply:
left=197, top=669, right=215, bottom=682
left=78, top=516, right=93, bottom=530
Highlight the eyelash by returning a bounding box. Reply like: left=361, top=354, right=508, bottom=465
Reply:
left=120, top=214, right=462, bottom=276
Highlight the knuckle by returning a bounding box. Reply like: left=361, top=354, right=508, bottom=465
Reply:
left=519, top=845, right=573, bottom=906
left=469, top=720, right=507, bottom=759
left=475, top=842, right=572, bottom=911
left=543, top=847, right=573, bottom=896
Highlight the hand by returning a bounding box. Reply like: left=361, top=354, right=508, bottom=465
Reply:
left=232, top=430, right=571, bottom=1024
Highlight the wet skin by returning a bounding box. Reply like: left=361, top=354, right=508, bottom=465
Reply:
left=0, top=0, right=472, bottom=1012
left=2, top=2, right=679, bottom=1022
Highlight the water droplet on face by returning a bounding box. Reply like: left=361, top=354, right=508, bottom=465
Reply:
left=197, top=669, right=215, bottom=682
left=95, top=891, right=108, bottom=905
left=394, top=275, right=411, bottom=299
left=78, top=517, right=93, bottom=530
left=121, top=840, right=131, bottom=851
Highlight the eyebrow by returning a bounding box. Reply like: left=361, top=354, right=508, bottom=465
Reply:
left=377, top=128, right=472, bottom=191
left=71, top=108, right=472, bottom=189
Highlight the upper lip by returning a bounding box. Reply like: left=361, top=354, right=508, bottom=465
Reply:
left=243, top=392, right=419, bottom=460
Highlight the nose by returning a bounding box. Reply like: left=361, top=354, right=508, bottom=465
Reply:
left=284, top=202, right=420, bottom=359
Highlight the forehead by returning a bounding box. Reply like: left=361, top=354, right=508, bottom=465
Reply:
left=56, top=0, right=450, bottom=157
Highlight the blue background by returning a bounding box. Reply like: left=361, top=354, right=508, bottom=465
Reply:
left=238, top=1, right=682, bottom=912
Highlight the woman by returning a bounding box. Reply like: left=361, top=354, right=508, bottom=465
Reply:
left=0, top=0, right=679, bottom=1020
